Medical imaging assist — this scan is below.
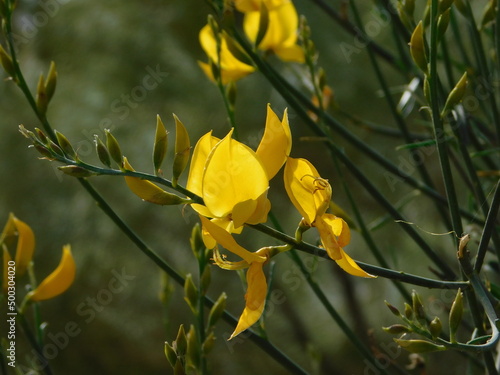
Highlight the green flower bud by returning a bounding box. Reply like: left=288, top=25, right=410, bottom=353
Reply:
left=174, top=324, right=187, bottom=357
left=153, top=114, right=168, bottom=175
left=172, top=114, right=190, bottom=187
left=202, top=331, right=216, bottom=355
left=184, top=274, right=198, bottom=314
left=55, top=130, right=77, bottom=159
left=200, top=266, right=211, bottom=296
left=164, top=341, right=178, bottom=367
left=105, top=129, right=123, bottom=166
left=394, top=338, right=446, bottom=353
left=94, top=135, right=111, bottom=168
left=429, top=317, right=442, bottom=339
left=190, top=223, right=205, bottom=260
left=481, top=0, right=497, bottom=29
left=437, top=9, right=450, bottom=43
left=36, top=73, right=48, bottom=116
left=385, top=301, right=401, bottom=317
left=207, top=292, right=227, bottom=328
left=58, top=165, right=96, bottom=178
left=409, top=21, right=428, bottom=74
left=404, top=302, right=413, bottom=319
left=441, top=72, right=468, bottom=117
left=383, top=324, right=411, bottom=334
left=186, top=325, right=200, bottom=369
left=45, top=61, right=57, bottom=103
left=34, top=145, right=54, bottom=159
left=47, top=139, right=64, bottom=157
left=34, top=128, right=49, bottom=145
left=0, top=44, right=15, bottom=78
left=449, top=289, right=463, bottom=343
left=173, top=360, right=185, bottom=375
left=438, top=0, right=454, bottom=14
left=412, top=290, right=426, bottom=322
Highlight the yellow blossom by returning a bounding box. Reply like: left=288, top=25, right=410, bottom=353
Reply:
left=187, top=105, right=291, bottom=244
left=233, top=0, right=288, bottom=12
left=243, top=1, right=304, bottom=63
left=284, top=157, right=375, bottom=278
left=26, top=245, right=76, bottom=302
left=200, top=216, right=268, bottom=339
left=0, top=213, right=35, bottom=277
left=199, top=24, right=255, bottom=84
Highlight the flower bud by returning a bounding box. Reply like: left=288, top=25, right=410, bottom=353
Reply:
left=184, top=274, right=198, bottom=314
left=207, top=292, right=227, bottom=328
left=55, top=130, right=77, bottom=159
left=449, top=289, right=463, bottom=343
left=174, top=324, right=187, bottom=357
left=105, top=129, right=123, bottom=166
left=383, top=324, right=411, bottom=334
left=0, top=44, right=15, bottom=78
left=45, top=61, right=57, bottom=103
left=394, top=338, right=446, bottom=353
left=429, top=317, right=442, bottom=339
left=36, top=73, right=48, bottom=116
left=94, top=135, right=111, bottom=168
left=437, top=9, right=450, bottom=42
left=164, top=341, right=177, bottom=367
left=438, top=0, right=454, bottom=14
left=412, top=290, right=426, bottom=322
left=35, top=128, right=49, bottom=145
left=441, top=72, right=467, bottom=117
left=404, top=302, right=413, bottom=319
left=409, top=21, right=428, bottom=74
left=186, top=325, right=200, bottom=369
left=202, top=331, right=216, bottom=355
left=34, top=145, right=54, bottom=159
left=153, top=115, right=168, bottom=175
left=172, top=114, right=190, bottom=187
left=58, top=165, right=96, bottom=178
left=481, top=0, right=497, bottom=29
left=200, top=266, right=211, bottom=296
left=190, top=223, right=205, bottom=260
left=385, top=300, right=401, bottom=317
left=47, top=139, right=64, bottom=157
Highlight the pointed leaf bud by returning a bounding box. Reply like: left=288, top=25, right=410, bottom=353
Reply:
left=429, top=317, right=442, bottom=339
left=441, top=72, right=468, bottom=117
left=0, top=44, right=15, bottom=78
left=412, top=290, right=426, bottom=322
left=55, top=130, right=77, bottom=159
left=184, top=274, right=198, bottom=314
left=409, top=21, right=428, bottom=74
left=449, top=288, right=463, bottom=343
left=153, top=115, right=168, bottom=175
left=394, top=338, right=446, bottom=353
left=94, top=135, right=111, bottom=168
left=186, top=324, right=200, bottom=369
left=45, top=61, right=57, bottom=102
left=383, top=324, right=411, bottom=334
left=207, top=292, right=227, bottom=328
left=164, top=341, right=178, bottom=367
left=172, top=114, right=190, bottom=187
left=174, top=324, right=187, bottom=357
left=58, top=165, right=96, bottom=178
left=105, top=129, right=123, bottom=166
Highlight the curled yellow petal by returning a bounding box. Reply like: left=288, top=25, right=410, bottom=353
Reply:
left=200, top=216, right=266, bottom=264
left=123, top=157, right=188, bottom=205
left=12, top=216, right=35, bottom=276
left=335, top=248, right=376, bottom=278
left=229, top=261, right=267, bottom=339
left=256, top=105, right=292, bottom=180
left=27, top=245, right=76, bottom=301
left=315, top=215, right=342, bottom=260
left=213, top=247, right=249, bottom=270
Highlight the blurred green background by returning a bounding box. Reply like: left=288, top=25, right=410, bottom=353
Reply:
left=0, top=1, right=476, bottom=374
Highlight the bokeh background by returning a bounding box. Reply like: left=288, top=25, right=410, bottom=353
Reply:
left=1, top=1, right=485, bottom=374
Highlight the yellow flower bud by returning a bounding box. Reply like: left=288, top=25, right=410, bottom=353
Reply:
left=441, top=72, right=468, bottom=117
left=409, top=21, right=428, bottom=74
left=449, top=289, right=463, bottom=343
left=105, top=129, right=123, bottom=166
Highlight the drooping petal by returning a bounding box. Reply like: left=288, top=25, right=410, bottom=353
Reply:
left=27, top=245, right=76, bottom=302
left=199, top=25, right=255, bottom=84
left=186, top=131, right=220, bottom=218
left=202, top=129, right=268, bottom=220
left=123, top=158, right=187, bottom=205
left=321, top=214, right=350, bottom=247
left=245, top=190, right=271, bottom=225
left=12, top=216, right=35, bottom=276
left=213, top=247, right=249, bottom=270
left=335, top=247, right=376, bottom=278
left=315, top=215, right=342, bottom=260
left=284, top=157, right=324, bottom=224
left=200, top=216, right=266, bottom=264
left=256, top=105, right=292, bottom=180
left=229, top=261, right=267, bottom=339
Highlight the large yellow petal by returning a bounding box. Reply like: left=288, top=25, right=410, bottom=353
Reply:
left=123, top=158, right=187, bottom=205
left=200, top=216, right=266, bottom=264
left=234, top=0, right=288, bottom=12
left=320, top=214, right=350, bottom=247
left=229, top=261, right=267, bottom=339
left=27, top=245, right=76, bottom=301
left=256, top=105, right=292, bottom=180
left=284, top=157, right=322, bottom=224
left=245, top=190, right=271, bottom=225
left=12, top=216, right=35, bottom=276
left=202, top=129, right=268, bottom=219
left=315, top=215, right=342, bottom=260
left=335, top=248, right=376, bottom=278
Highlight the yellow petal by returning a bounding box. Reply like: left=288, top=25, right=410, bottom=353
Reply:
left=274, top=44, right=305, bottom=63
left=201, top=217, right=244, bottom=249
left=213, top=247, right=249, bottom=270
left=123, top=157, right=187, bottom=205
left=284, top=157, right=328, bottom=224
left=202, top=129, right=268, bottom=220
left=229, top=261, right=267, bottom=339
left=315, top=215, right=342, bottom=260
left=200, top=216, right=266, bottom=264
left=256, top=105, right=292, bottom=180
left=335, top=247, right=376, bottom=278
left=12, top=216, right=35, bottom=276
left=244, top=190, right=271, bottom=225
left=321, top=214, right=350, bottom=247
left=2, top=245, right=12, bottom=295
left=27, top=245, right=76, bottom=301
left=234, top=0, right=288, bottom=12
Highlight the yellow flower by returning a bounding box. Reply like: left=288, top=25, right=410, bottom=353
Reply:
left=199, top=24, right=255, bottom=84
left=187, top=105, right=291, bottom=243
left=233, top=0, right=288, bottom=12
left=284, top=157, right=375, bottom=278
left=200, top=216, right=268, bottom=339
left=243, top=1, right=304, bottom=63
left=26, top=245, right=76, bottom=302
left=1, top=213, right=35, bottom=277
